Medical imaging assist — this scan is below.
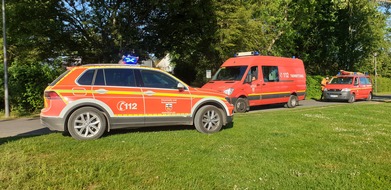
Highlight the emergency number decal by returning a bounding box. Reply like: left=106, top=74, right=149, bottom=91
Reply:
left=279, top=72, right=305, bottom=78
left=117, top=101, right=138, bottom=111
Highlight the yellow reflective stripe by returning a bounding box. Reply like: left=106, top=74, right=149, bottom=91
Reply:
left=105, top=91, right=143, bottom=95
left=249, top=90, right=306, bottom=96
left=53, top=89, right=226, bottom=101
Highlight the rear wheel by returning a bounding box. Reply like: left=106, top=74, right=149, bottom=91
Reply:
left=67, top=107, right=107, bottom=140
left=348, top=94, right=356, bottom=103
left=234, top=98, right=248, bottom=113
left=286, top=95, right=298, bottom=108
left=366, top=92, right=372, bottom=101
left=194, top=105, right=223, bottom=134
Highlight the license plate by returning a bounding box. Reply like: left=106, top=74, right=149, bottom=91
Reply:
left=330, top=95, right=338, bottom=98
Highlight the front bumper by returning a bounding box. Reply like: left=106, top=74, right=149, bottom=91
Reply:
left=323, top=91, right=352, bottom=101
left=40, top=115, right=65, bottom=132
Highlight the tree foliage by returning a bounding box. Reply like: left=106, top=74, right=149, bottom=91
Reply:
left=1, top=0, right=391, bottom=113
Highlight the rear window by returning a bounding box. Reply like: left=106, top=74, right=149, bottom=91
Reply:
left=49, top=70, right=71, bottom=86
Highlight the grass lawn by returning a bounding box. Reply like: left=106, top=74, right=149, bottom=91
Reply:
left=1, top=102, right=391, bottom=189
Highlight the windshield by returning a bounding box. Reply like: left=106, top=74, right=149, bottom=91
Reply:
left=329, top=77, right=353, bottom=84
left=212, top=66, right=248, bottom=81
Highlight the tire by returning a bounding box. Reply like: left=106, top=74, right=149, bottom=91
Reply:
left=286, top=95, right=298, bottom=108
left=194, top=105, right=223, bottom=134
left=67, top=107, right=107, bottom=140
left=234, top=98, right=248, bottom=113
left=366, top=92, right=372, bottom=101
left=348, top=94, right=356, bottom=103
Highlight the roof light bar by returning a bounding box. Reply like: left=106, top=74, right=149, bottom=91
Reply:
left=235, top=51, right=260, bottom=57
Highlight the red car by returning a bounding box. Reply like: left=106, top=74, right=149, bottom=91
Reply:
left=323, top=71, right=373, bottom=103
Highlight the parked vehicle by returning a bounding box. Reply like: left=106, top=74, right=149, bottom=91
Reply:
left=323, top=70, right=372, bottom=103
left=40, top=64, right=234, bottom=140
left=202, top=52, right=306, bottom=112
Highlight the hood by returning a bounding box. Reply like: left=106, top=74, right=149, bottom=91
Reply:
left=188, top=86, right=229, bottom=99
left=325, top=83, right=352, bottom=89
left=201, top=80, right=238, bottom=93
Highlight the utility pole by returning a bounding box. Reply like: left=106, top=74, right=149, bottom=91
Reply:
left=2, top=0, right=9, bottom=117
left=374, top=53, right=378, bottom=95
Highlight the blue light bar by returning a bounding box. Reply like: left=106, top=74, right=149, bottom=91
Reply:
left=122, top=55, right=139, bottom=64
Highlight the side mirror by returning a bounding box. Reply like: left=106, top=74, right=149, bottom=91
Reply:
left=177, top=83, right=185, bottom=91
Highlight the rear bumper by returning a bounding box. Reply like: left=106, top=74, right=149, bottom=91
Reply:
left=40, top=116, right=65, bottom=132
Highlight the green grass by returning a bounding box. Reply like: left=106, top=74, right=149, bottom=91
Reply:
left=1, top=102, right=391, bottom=189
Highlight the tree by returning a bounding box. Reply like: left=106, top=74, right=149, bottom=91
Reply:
left=3, top=0, right=67, bottom=63
left=289, top=0, right=386, bottom=75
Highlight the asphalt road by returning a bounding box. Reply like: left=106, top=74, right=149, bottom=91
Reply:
left=1, top=96, right=389, bottom=139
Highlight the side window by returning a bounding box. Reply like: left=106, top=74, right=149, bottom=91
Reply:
left=360, top=77, right=371, bottom=85
left=141, top=70, right=179, bottom=89
left=262, top=66, right=279, bottom=82
left=250, top=66, right=258, bottom=81
left=104, top=69, right=136, bottom=87
left=94, top=69, right=105, bottom=85
left=354, top=77, right=359, bottom=85
left=78, top=69, right=95, bottom=85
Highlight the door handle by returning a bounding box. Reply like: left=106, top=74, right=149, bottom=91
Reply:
left=95, top=89, right=108, bottom=94
left=144, top=90, right=155, bottom=96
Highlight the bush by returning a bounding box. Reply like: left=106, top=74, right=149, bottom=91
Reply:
left=373, top=76, right=391, bottom=93
left=3, top=60, right=65, bottom=115
left=306, top=75, right=324, bottom=100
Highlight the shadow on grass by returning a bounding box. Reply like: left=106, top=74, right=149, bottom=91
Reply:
left=0, top=128, right=52, bottom=145
left=105, top=122, right=234, bottom=138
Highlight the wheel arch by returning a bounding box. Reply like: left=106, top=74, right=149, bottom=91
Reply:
left=191, top=99, right=230, bottom=125
left=61, top=99, right=112, bottom=132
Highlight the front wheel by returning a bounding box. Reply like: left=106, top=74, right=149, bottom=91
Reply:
left=286, top=95, right=298, bottom=108
left=194, top=105, right=223, bottom=134
left=67, top=107, right=107, bottom=140
left=234, top=98, right=248, bottom=113
left=348, top=94, right=356, bottom=103
left=366, top=92, right=372, bottom=101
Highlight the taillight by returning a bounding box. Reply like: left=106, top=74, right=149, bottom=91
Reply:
left=44, top=91, right=61, bottom=99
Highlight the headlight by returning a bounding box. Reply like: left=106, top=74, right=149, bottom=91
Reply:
left=224, top=88, right=234, bottom=95
left=341, top=88, right=350, bottom=92
left=323, top=88, right=328, bottom=91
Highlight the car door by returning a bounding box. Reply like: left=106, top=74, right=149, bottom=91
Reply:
left=138, top=69, right=192, bottom=126
left=246, top=66, right=263, bottom=106
left=92, top=68, right=145, bottom=128
left=258, top=65, right=283, bottom=104
left=359, top=76, right=372, bottom=98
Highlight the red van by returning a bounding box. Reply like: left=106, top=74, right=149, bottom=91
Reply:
left=202, top=52, right=306, bottom=112
left=323, top=70, right=372, bottom=103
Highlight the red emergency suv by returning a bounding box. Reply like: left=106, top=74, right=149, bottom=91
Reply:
left=40, top=64, right=234, bottom=140
left=323, top=70, right=373, bottom=103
